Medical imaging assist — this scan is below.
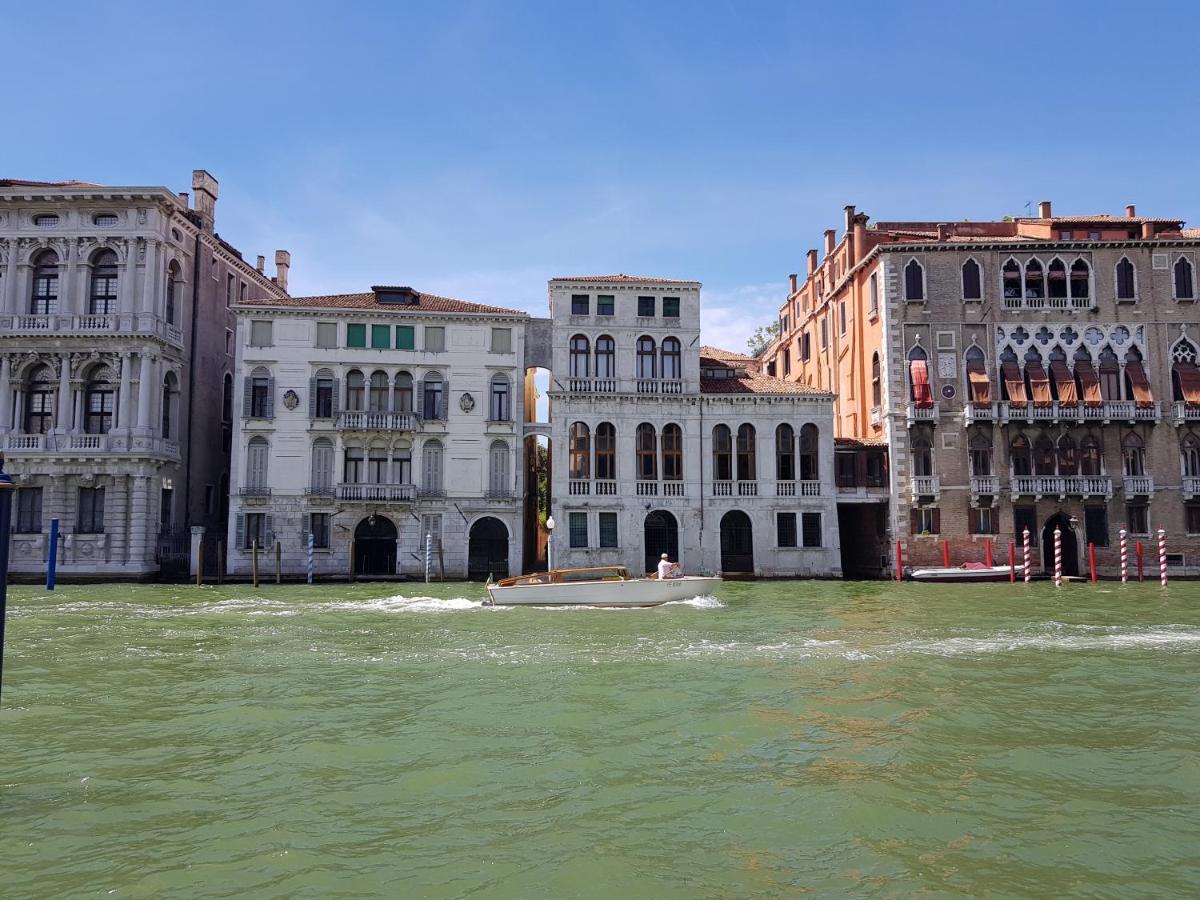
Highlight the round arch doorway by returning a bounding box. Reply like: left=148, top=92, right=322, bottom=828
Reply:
left=354, top=515, right=398, bottom=577
left=720, top=510, right=754, bottom=574
left=643, top=510, right=679, bottom=575
left=1042, top=512, right=1080, bottom=577
left=468, top=517, right=510, bottom=580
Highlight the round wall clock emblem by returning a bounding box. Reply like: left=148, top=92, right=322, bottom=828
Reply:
left=459, top=392, right=475, bottom=412
left=941, top=384, right=955, bottom=400
left=283, top=389, right=300, bottom=410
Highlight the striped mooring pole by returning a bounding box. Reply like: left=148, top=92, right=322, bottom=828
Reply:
left=1054, top=527, right=1063, bottom=588
left=307, top=531, right=314, bottom=585
left=1022, top=528, right=1031, bottom=584
left=1119, top=529, right=1128, bottom=584
left=1158, top=528, right=1168, bottom=589
left=425, top=532, right=432, bottom=585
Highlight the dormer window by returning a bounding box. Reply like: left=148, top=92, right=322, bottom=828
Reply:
left=372, top=286, right=420, bottom=305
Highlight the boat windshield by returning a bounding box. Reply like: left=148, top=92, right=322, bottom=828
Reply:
left=554, top=567, right=628, bottom=583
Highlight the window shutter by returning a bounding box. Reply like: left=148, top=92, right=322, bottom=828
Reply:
left=308, top=378, right=317, bottom=417
left=415, top=380, right=424, bottom=418
left=242, top=377, right=252, bottom=418
left=967, top=508, right=977, bottom=534
left=235, top=514, right=245, bottom=550
left=264, top=515, right=274, bottom=548
left=441, top=379, right=450, bottom=419
left=910, top=509, right=919, bottom=534
left=332, top=379, right=341, bottom=416
left=932, top=508, right=941, bottom=534
left=265, top=377, right=275, bottom=418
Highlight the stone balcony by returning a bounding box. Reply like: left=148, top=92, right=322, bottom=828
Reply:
left=970, top=475, right=999, bottom=496
left=1184, top=476, right=1200, bottom=499
left=999, top=401, right=1160, bottom=425
left=965, top=404, right=996, bottom=425
left=1122, top=475, right=1154, bottom=497
left=337, top=482, right=415, bottom=502
left=776, top=480, right=822, bottom=497
left=3, top=313, right=183, bottom=348
left=567, top=378, right=618, bottom=394
left=1174, top=401, right=1200, bottom=426
left=906, top=403, right=939, bottom=426
left=336, top=411, right=418, bottom=432
left=1010, top=475, right=1113, bottom=499
left=4, top=431, right=179, bottom=458
left=911, top=475, right=940, bottom=500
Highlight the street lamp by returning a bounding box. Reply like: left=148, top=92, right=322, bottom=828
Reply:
left=545, top=515, right=555, bottom=572
left=0, top=452, right=16, bottom=708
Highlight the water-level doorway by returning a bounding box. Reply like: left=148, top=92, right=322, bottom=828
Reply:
left=1041, top=513, right=1080, bottom=577
left=469, top=516, right=510, bottom=580
left=354, top=515, right=398, bottom=577
left=643, top=510, right=679, bottom=575
left=720, top=510, right=754, bottom=574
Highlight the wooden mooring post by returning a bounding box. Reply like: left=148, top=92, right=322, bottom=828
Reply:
left=275, top=541, right=282, bottom=584
left=251, top=540, right=259, bottom=588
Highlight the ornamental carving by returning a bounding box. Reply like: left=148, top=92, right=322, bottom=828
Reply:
left=996, top=323, right=1147, bottom=365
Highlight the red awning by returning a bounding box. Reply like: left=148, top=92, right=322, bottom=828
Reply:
left=1075, top=360, right=1103, bottom=407
left=1176, top=362, right=1200, bottom=407
left=1002, top=361, right=1027, bottom=407
left=1050, top=360, right=1077, bottom=406
left=966, top=360, right=991, bottom=406
left=1026, top=360, right=1052, bottom=407
left=1126, top=361, right=1154, bottom=408
left=910, top=359, right=933, bottom=409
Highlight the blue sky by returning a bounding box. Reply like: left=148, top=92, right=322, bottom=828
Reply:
left=8, top=1, right=1199, bottom=351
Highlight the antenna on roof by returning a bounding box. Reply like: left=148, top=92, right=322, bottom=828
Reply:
left=1023, top=201, right=1032, bottom=216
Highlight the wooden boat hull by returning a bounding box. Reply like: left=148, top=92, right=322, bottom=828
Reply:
left=906, top=565, right=1023, bottom=583
left=486, top=575, right=722, bottom=607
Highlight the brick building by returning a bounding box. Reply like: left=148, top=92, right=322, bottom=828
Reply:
left=769, top=202, right=1200, bottom=578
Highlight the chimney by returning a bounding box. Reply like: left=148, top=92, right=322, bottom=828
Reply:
left=937, top=223, right=950, bottom=242
left=853, top=215, right=868, bottom=264
left=274, top=250, right=291, bottom=293
left=191, top=169, right=219, bottom=231
left=806, top=249, right=818, bottom=275
left=789, top=273, right=798, bottom=294
left=256, top=255, right=265, bottom=274
left=1126, top=204, right=1137, bottom=218
left=1141, top=221, right=1154, bottom=240
left=179, top=192, right=189, bottom=205
left=844, top=205, right=857, bottom=265
left=824, top=228, right=836, bottom=257
left=1038, top=200, right=1052, bottom=219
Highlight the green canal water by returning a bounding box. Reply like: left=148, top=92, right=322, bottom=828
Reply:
left=1, top=580, right=1198, bottom=899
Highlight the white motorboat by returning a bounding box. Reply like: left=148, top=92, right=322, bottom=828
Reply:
left=485, top=566, right=721, bottom=607
left=906, top=562, right=1023, bottom=583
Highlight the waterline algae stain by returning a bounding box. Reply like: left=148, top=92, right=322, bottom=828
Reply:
left=2, top=581, right=1199, bottom=897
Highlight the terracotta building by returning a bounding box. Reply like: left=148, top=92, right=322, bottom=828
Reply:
left=768, top=202, right=1200, bottom=578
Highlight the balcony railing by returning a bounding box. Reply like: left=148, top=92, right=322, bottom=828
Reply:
left=1000, top=401, right=1160, bottom=424
left=635, top=379, right=684, bottom=394
left=8, top=434, right=44, bottom=450
left=568, top=479, right=590, bottom=495
left=870, top=406, right=882, bottom=426
left=965, top=404, right=996, bottom=425
left=1122, top=475, right=1154, bottom=496
left=485, top=488, right=514, bottom=499
left=305, top=486, right=336, bottom=497
left=777, top=480, right=796, bottom=496
left=239, top=486, right=272, bottom=497
left=337, top=411, right=417, bottom=431
left=5, top=432, right=178, bottom=457
left=778, top=480, right=821, bottom=496
left=636, top=480, right=658, bottom=496
left=663, top=481, right=686, bottom=497
left=337, top=483, right=415, bottom=502
left=970, top=475, right=998, bottom=495
left=70, top=434, right=105, bottom=450
left=1175, top=401, right=1200, bottom=425
left=911, top=475, right=940, bottom=499
left=737, top=481, right=757, bottom=497
left=712, top=480, right=733, bottom=496
left=1184, top=476, right=1200, bottom=498
left=907, top=403, right=939, bottom=425
left=1004, top=295, right=1094, bottom=311
left=567, top=378, right=617, bottom=393
left=1010, top=475, right=1113, bottom=498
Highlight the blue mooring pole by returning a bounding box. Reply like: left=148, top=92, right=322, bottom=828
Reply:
left=0, top=453, right=16, bottom=708
left=47, top=518, right=59, bottom=591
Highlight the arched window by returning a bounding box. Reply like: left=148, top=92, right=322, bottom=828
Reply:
left=661, top=337, right=682, bottom=380
left=1047, top=258, right=1067, bottom=300
left=1057, top=434, right=1077, bottom=476
left=636, top=336, right=657, bottom=379
left=1182, top=434, right=1200, bottom=477
left=489, top=373, right=510, bottom=421
left=310, top=437, right=334, bottom=492
left=871, top=352, right=881, bottom=409
left=1024, top=258, right=1045, bottom=300
left=394, top=371, right=413, bottom=412
left=368, top=370, right=389, bottom=411
left=912, top=434, right=933, bottom=477
left=661, top=423, right=683, bottom=481
left=246, top=436, right=269, bottom=489
left=961, top=258, right=981, bottom=300
left=1002, top=258, right=1022, bottom=300
left=1010, top=434, right=1032, bottom=476
left=636, top=423, right=657, bottom=480
left=595, top=335, right=615, bottom=379
left=595, top=422, right=616, bottom=480
left=30, top=250, right=58, bottom=314
left=368, top=443, right=389, bottom=483
left=736, top=424, right=756, bottom=481
left=969, top=431, right=992, bottom=476
left=1175, top=256, right=1195, bottom=300
left=343, top=445, right=364, bottom=483
left=489, top=440, right=510, bottom=495
left=569, top=422, right=590, bottom=479
left=1122, top=432, right=1145, bottom=477
left=799, top=423, right=819, bottom=481
left=24, top=364, right=55, bottom=434
left=345, top=369, right=365, bottom=411
left=85, top=365, right=116, bottom=435
left=89, top=249, right=118, bottom=315
left=161, top=371, right=178, bottom=439
left=1033, top=435, right=1056, bottom=476
left=775, top=424, right=795, bottom=481
left=712, top=424, right=733, bottom=481
left=1098, top=348, right=1121, bottom=401
left=422, top=372, right=444, bottom=420
left=904, top=259, right=924, bottom=300
left=1070, top=259, right=1090, bottom=301
left=165, top=260, right=180, bottom=324
left=908, top=345, right=932, bottom=407
left=1172, top=338, right=1199, bottom=404
left=1080, top=434, right=1102, bottom=477
left=422, top=439, right=444, bottom=494
left=569, top=334, right=590, bottom=377
left=1116, top=256, right=1136, bottom=300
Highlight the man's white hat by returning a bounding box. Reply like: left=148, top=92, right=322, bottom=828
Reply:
left=661, top=553, right=669, bottom=558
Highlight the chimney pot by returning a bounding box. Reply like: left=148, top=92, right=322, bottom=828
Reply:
left=274, top=250, right=291, bottom=293
left=788, top=273, right=798, bottom=294
left=1141, top=221, right=1154, bottom=239
left=1126, top=204, right=1137, bottom=218
left=256, top=255, right=265, bottom=273
left=806, top=249, right=818, bottom=275
left=1038, top=200, right=1052, bottom=219
left=823, top=228, right=836, bottom=256
left=937, top=223, right=950, bottom=241
left=179, top=191, right=189, bottom=205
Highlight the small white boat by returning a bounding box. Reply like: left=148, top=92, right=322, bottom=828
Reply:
left=906, top=562, right=1024, bottom=583
left=486, top=566, right=721, bottom=607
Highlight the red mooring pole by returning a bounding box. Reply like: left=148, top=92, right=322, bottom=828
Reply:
left=986, top=539, right=994, bottom=568
left=1136, top=541, right=1144, bottom=581
left=1088, top=542, right=1097, bottom=583
left=895, top=540, right=903, bottom=581
left=1008, top=542, right=1016, bottom=583
left=942, top=540, right=950, bottom=567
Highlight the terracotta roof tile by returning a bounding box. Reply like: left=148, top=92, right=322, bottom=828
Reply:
left=550, top=274, right=699, bottom=285
left=0, top=179, right=98, bottom=188
left=1015, top=215, right=1184, bottom=225
left=699, top=345, right=757, bottom=363
left=239, top=289, right=525, bottom=316
left=700, top=374, right=830, bottom=396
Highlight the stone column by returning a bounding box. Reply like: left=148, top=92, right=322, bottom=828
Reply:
left=0, top=356, right=11, bottom=433
left=119, top=240, right=136, bottom=320
left=1, top=242, right=17, bottom=314
left=56, top=355, right=72, bottom=432
left=75, top=239, right=90, bottom=316
left=72, top=380, right=85, bottom=433
left=116, top=353, right=131, bottom=431
left=136, top=352, right=154, bottom=431
left=142, top=240, right=160, bottom=316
